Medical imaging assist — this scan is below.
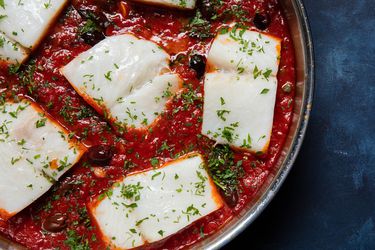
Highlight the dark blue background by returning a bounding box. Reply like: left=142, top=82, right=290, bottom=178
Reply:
left=224, top=0, right=375, bottom=249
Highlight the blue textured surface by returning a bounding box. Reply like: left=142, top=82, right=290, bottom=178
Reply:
left=224, top=0, right=375, bottom=249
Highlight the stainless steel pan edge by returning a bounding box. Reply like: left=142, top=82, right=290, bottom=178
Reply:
left=0, top=0, right=314, bottom=249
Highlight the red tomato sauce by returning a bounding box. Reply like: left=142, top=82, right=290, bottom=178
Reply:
left=0, top=0, right=295, bottom=249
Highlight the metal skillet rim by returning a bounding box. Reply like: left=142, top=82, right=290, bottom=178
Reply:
left=196, top=0, right=315, bottom=249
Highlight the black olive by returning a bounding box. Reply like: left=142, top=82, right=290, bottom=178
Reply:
left=75, top=8, right=107, bottom=45
left=220, top=188, right=239, bottom=208
left=94, top=0, right=116, bottom=11
left=81, top=30, right=105, bottom=46
left=87, top=144, right=113, bottom=165
left=189, top=54, right=206, bottom=79
left=200, top=0, right=215, bottom=18
left=42, top=213, right=67, bottom=233
left=253, top=13, right=271, bottom=30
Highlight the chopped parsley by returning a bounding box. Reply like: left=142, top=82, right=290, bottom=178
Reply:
left=182, top=204, right=201, bottom=221
left=43, top=0, right=51, bottom=9
left=194, top=171, right=207, bottom=196
left=64, top=230, right=90, bottom=250
left=35, top=117, right=47, bottom=128
left=104, top=71, right=112, bottom=81
left=151, top=171, right=162, bottom=180
left=216, top=109, right=230, bottom=121
left=150, top=157, right=159, bottom=167
left=186, top=11, right=213, bottom=39
left=135, top=217, right=149, bottom=226
left=121, top=182, right=143, bottom=201
left=241, top=134, right=252, bottom=148
left=79, top=19, right=100, bottom=36
left=207, top=145, right=243, bottom=195
left=263, top=69, right=272, bottom=80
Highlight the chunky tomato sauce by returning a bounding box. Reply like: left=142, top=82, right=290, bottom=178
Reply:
left=0, top=0, right=295, bottom=249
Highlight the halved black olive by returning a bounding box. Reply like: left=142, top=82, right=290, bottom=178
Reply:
left=87, top=144, right=113, bottom=165
left=253, top=13, right=271, bottom=30
left=80, top=30, right=105, bottom=46
left=220, top=188, right=239, bottom=208
left=200, top=0, right=215, bottom=18
left=43, top=213, right=67, bottom=233
left=75, top=9, right=107, bottom=46
left=189, top=54, right=206, bottom=79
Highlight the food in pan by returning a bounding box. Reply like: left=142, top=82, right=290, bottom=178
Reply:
left=0, top=0, right=295, bottom=249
